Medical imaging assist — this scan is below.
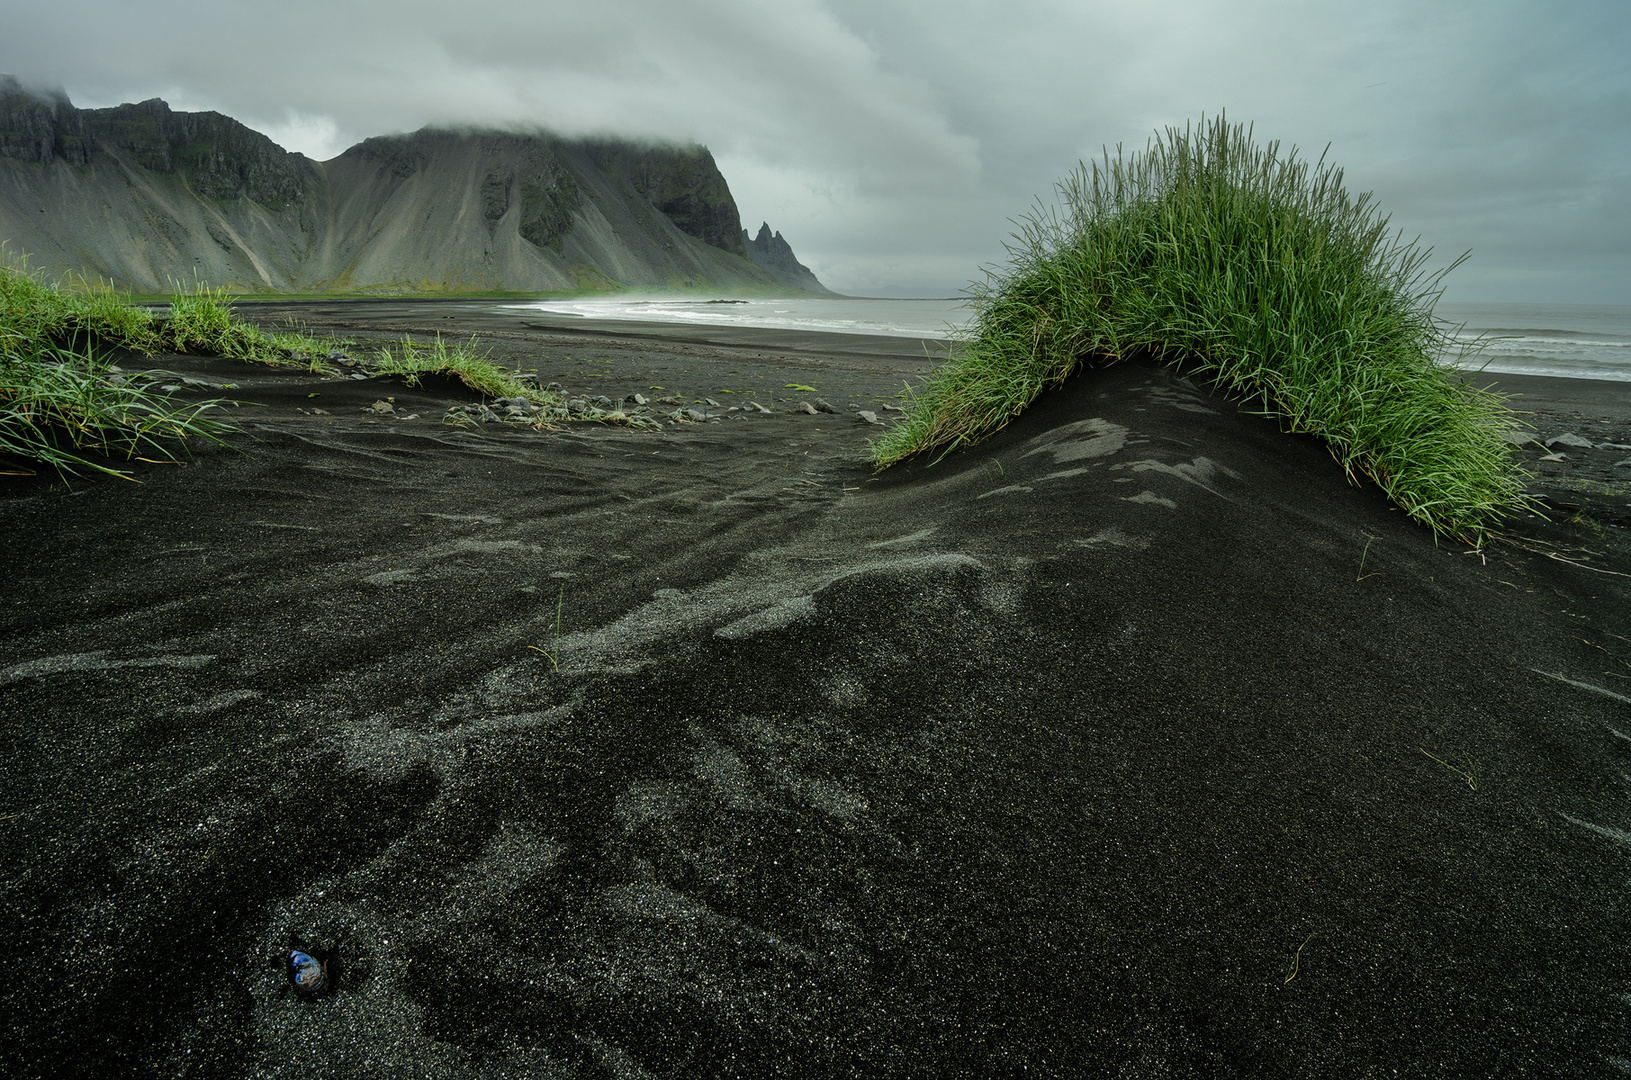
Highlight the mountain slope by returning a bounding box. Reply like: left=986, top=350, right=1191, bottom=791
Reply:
left=743, top=221, right=832, bottom=293
left=0, top=78, right=829, bottom=295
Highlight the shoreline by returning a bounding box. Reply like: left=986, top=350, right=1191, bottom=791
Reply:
left=237, top=299, right=955, bottom=365
left=1457, top=369, right=1631, bottom=416
left=235, top=298, right=1631, bottom=416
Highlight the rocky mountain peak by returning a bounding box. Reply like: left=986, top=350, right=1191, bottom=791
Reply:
left=742, top=221, right=831, bottom=293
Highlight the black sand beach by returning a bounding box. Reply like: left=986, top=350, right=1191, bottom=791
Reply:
left=4, top=302, right=1630, bottom=1078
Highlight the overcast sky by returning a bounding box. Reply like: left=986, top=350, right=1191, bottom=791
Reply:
left=3, top=0, right=1627, bottom=301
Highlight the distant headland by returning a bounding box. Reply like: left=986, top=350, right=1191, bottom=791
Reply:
left=0, top=75, right=830, bottom=297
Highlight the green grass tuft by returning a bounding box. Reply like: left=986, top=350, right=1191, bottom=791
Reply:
left=870, top=116, right=1531, bottom=544
left=156, top=279, right=342, bottom=371
left=0, top=344, right=237, bottom=479
left=370, top=335, right=560, bottom=404
left=0, top=251, right=334, bottom=478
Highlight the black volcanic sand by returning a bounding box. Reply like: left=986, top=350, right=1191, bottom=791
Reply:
left=4, top=303, right=1631, bottom=1078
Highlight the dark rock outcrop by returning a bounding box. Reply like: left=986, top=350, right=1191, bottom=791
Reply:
left=1, top=76, right=317, bottom=207
left=0, top=77, right=90, bottom=166
left=622, top=145, right=747, bottom=256
left=743, top=221, right=832, bottom=293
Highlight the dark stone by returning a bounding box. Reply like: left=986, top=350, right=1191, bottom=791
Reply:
left=480, top=169, right=509, bottom=223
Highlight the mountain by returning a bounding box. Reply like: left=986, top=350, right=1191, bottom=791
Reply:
left=0, top=77, right=830, bottom=295
left=742, top=221, right=832, bottom=294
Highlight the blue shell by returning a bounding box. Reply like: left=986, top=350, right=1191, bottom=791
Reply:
left=290, top=950, right=327, bottom=994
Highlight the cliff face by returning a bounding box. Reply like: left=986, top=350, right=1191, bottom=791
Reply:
left=0, top=83, right=90, bottom=165
left=0, top=77, right=828, bottom=295
left=743, top=221, right=832, bottom=294
left=80, top=97, right=320, bottom=206
left=0, top=79, right=317, bottom=204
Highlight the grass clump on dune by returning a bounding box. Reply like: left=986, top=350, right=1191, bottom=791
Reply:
left=0, top=342, right=236, bottom=480
left=0, top=255, right=337, bottom=478
left=156, top=282, right=343, bottom=373
left=372, top=335, right=550, bottom=402
left=871, top=116, right=1529, bottom=543
left=2, top=259, right=234, bottom=478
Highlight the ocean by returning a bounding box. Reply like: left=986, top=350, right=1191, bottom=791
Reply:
left=501, top=297, right=1631, bottom=383
left=502, top=296, right=974, bottom=339
left=1436, top=302, right=1631, bottom=383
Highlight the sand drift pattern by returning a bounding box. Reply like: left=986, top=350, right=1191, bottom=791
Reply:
left=3, top=356, right=1629, bottom=1076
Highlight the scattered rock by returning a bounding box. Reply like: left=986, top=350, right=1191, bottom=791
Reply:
left=438, top=394, right=654, bottom=430
left=683, top=407, right=708, bottom=422
left=513, top=373, right=540, bottom=386
left=1614, top=459, right=1631, bottom=469
left=326, top=349, right=348, bottom=361
left=1538, top=453, right=1568, bottom=462
left=1500, top=430, right=1540, bottom=446
left=591, top=395, right=615, bottom=409
left=856, top=410, right=882, bottom=424
left=1546, top=433, right=1594, bottom=449
left=1601, top=442, right=1631, bottom=452
left=881, top=403, right=906, bottom=412
left=367, top=400, right=395, bottom=414
left=657, top=396, right=681, bottom=406
left=794, top=401, right=819, bottom=415
left=813, top=398, right=837, bottom=414
left=628, top=393, right=648, bottom=406
left=349, top=373, right=368, bottom=381
left=747, top=401, right=772, bottom=414
left=312, top=408, right=330, bottom=416
left=704, top=398, right=722, bottom=407
left=545, top=381, right=565, bottom=393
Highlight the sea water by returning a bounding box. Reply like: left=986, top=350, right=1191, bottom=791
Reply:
left=503, top=296, right=974, bottom=339
left=502, top=297, right=1631, bottom=383
left=1437, top=302, right=1631, bottom=383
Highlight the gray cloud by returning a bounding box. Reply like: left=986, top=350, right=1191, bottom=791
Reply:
left=2, top=0, right=1627, bottom=300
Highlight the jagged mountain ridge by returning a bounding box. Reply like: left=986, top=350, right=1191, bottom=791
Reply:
left=0, top=77, right=830, bottom=294
left=743, top=221, right=831, bottom=294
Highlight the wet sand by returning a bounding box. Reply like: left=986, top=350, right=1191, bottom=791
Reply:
left=3, top=302, right=1629, bottom=1077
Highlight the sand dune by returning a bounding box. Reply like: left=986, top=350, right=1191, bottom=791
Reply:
left=2, top=309, right=1629, bottom=1077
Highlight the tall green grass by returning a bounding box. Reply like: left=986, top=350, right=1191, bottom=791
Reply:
left=0, top=254, right=332, bottom=478
left=2, top=250, right=572, bottom=476
left=0, top=346, right=236, bottom=479
left=371, top=335, right=552, bottom=402
left=872, top=116, right=1529, bottom=543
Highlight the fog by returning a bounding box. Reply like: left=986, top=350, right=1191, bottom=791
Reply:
left=3, top=0, right=1626, bottom=300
